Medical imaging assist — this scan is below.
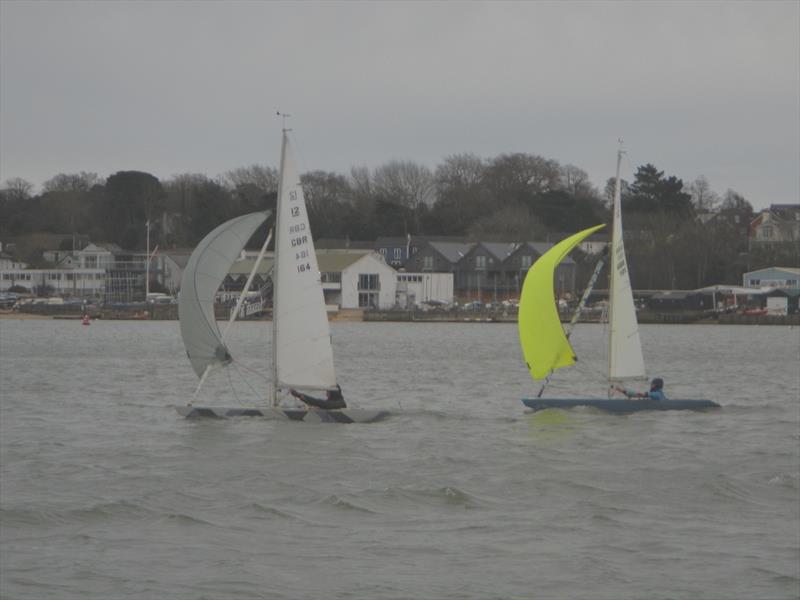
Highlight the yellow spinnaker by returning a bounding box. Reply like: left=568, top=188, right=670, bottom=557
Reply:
left=518, top=224, right=605, bottom=380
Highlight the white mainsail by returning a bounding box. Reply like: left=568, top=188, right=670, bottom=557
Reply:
left=607, top=150, right=646, bottom=382
left=272, top=131, right=337, bottom=398
left=179, top=211, right=270, bottom=378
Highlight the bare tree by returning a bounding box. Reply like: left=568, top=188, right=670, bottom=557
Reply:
left=349, top=166, right=374, bottom=200
left=435, top=153, right=485, bottom=193
left=687, top=175, right=719, bottom=211
left=467, top=205, right=546, bottom=239
left=164, top=173, right=210, bottom=214
left=484, top=153, right=562, bottom=201
left=373, top=160, right=435, bottom=211
left=560, top=164, right=596, bottom=197
left=42, top=172, right=102, bottom=193
left=2, top=177, right=34, bottom=201
left=720, top=189, right=752, bottom=212
left=221, top=164, right=278, bottom=195
left=300, top=170, right=352, bottom=237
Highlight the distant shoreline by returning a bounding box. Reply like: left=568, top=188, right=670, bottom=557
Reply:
left=2, top=308, right=797, bottom=326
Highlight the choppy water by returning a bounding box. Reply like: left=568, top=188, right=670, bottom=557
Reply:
left=1, top=319, right=798, bottom=600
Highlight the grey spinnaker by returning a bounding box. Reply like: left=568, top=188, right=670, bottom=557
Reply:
left=178, top=211, right=270, bottom=378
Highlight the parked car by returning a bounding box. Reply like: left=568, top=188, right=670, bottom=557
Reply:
left=146, top=293, right=176, bottom=304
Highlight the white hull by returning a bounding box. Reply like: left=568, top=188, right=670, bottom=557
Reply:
left=175, top=405, right=390, bottom=423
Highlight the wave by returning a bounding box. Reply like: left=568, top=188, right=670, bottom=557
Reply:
left=159, top=512, right=217, bottom=526
left=245, top=502, right=300, bottom=520
left=383, top=407, right=528, bottom=425
left=318, top=494, right=376, bottom=514
left=0, top=499, right=155, bottom=526
left=701, top=474, right=764, bottom=506
left=767, top=473, right=799, bottom=490
left=364, top=485, right=488, bottom=510
left=1, top=500, right=229, bottom=531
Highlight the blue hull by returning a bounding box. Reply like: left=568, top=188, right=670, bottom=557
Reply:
left=522, top=398, right=720, bottom=414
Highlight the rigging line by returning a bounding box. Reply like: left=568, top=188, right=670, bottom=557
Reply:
left=231, top=362, right=266, bottom=406
left=235, top=361, right=270, bottom=382
left=286, top=128, right=309, bottom=178
left=225, top=364, right=245, bottom=406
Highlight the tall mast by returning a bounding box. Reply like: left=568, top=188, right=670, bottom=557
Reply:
left=607, top=144, right=623, bottom=383
left=272, top=125, right=289, bottom=406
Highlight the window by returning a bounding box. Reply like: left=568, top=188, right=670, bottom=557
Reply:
left=321, top=272, right=341, bottom=283
left=476, top=255, right=486, bottom=270
left=358, top=292, right=378, bottom=308
left=520, top=255, right=532, bottom=269
left=393, top=248, right=402, bottom=260
left=423, top=256, right=433, bottom=271
left=358, top=274, right=379, bottom=290
left=379, top=248, right=386, bottom=255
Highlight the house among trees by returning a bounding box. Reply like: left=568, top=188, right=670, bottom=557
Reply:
left=748, top=204, right=800, bottom=245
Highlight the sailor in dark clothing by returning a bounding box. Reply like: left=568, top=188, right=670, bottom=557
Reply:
left=289, top=384, right=347, bottom=410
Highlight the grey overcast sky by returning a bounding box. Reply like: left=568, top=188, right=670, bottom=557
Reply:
left=1, top=0, right=798, bottom=208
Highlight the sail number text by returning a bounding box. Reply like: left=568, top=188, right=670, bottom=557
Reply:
left=287, top=187, right=312, bottom=274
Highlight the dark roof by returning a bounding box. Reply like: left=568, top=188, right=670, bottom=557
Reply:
left=479, top=242, right=518, bottom=261
left=509, top=241, right=575, bottom=265
left=428, top=241, right=474, bottom=263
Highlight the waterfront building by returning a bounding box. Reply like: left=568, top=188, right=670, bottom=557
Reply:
left=0, top=253, right=27, bottom=270
left=224, top=249, right=398, bottom=310
left=742, top=266, right=800, bottom=289
left=0, top=267, right=105, bottom=297
left=395, top=272, right=454, bottom=308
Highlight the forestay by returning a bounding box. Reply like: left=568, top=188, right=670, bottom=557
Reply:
left=272, top=132, right=337, bottom=392
left=178, top=211, right=270, bottom=378
left=518, top=224, right=605, bottom=380
left=607, top=152, right=646, bottom=382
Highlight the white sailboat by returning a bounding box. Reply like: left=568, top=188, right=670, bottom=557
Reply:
left=175, top=128, right=389, bottom=423
left=518, top=149, right=719, bottom=413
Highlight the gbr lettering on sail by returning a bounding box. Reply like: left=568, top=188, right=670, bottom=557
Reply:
left=287, top=190, right=312, bottom=274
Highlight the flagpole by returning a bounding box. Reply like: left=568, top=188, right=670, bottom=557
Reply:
left=145, top=220, right=150, bottom=301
